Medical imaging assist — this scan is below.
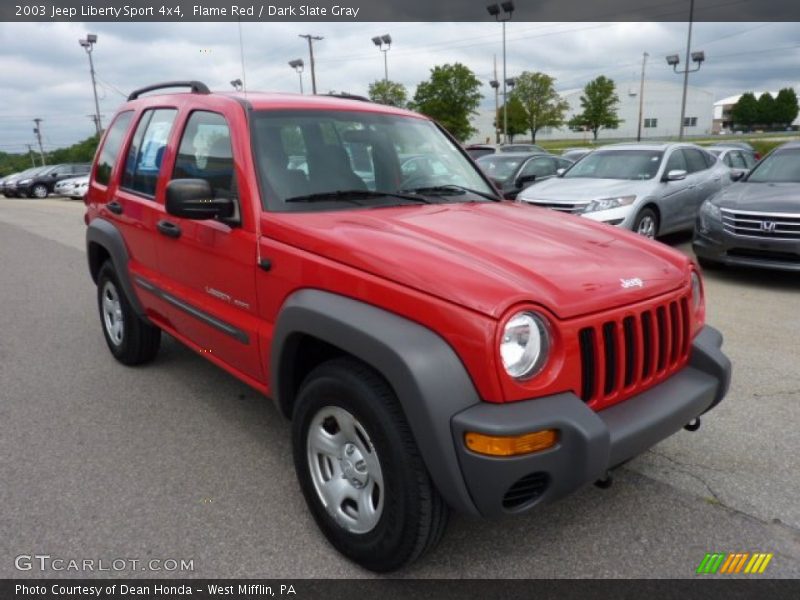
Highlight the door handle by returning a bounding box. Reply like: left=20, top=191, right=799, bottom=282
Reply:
left=157, top=219, right=182, bottom=239
left=106, top=200, right=123, bottom=215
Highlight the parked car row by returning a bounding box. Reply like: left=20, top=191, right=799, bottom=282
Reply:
left=0, top=163, right=90, bottom=198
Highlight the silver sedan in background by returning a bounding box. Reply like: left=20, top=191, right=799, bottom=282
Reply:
left=517, top=142, right=735, bottom=238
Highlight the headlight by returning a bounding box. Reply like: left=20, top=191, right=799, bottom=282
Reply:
left=500, top=311, right=550, bottom=380
left=582, top=195, right=636, bottom=213
left=690, top=271, right=703, bottom=313
left=18, top=179, right=31, bottom=185
left=700, top=200, right=721, bottom=221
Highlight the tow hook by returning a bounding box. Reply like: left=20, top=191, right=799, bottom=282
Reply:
left=595, top=471, right=613, bottom=489
left=684, top=417, right=701, bottom=432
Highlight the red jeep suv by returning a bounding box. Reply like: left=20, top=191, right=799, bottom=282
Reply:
left=84, top=81, right=731, bottom=572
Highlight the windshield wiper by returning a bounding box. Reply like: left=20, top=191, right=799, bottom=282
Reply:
left=402, top=184, right=499, bottom=202
left=285, top=189, right=433, bottom=205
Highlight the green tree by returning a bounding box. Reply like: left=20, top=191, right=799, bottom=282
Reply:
left=757, top=92, right=777, bottom=128
left=731, top=92, right=759, bottom=131
left=495, top=95, right=528, bottom=142
left=774, top=88, right=799, bottom=128
left=409, top=63, right=483, bottom=142
left=368, top=79, right=408, bottom=107
left=510, top=71, right=569, bottom=142
left=567, top=76, right=621, bottom=140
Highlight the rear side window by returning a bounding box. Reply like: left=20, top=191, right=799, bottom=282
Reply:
left=94, top=111, right=133, bottom=185
left=122, top=108, right=177, bottom=197
left=173, top=111, right=236, bottom=198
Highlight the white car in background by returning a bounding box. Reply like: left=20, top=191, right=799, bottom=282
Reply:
left=54, top=175, right=89, bottom=200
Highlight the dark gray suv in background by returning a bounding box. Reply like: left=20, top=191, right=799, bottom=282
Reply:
left=693, top=141, right=800, bottom=271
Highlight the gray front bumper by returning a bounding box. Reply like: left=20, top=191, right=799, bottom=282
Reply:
left=450, top=326, right=731, bottom=517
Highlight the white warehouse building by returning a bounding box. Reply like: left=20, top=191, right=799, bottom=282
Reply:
left=468, top=79, right=714, bottom=144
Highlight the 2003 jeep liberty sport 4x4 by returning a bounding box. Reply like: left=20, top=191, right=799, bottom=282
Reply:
left=85, top=81, right=731, bottom=572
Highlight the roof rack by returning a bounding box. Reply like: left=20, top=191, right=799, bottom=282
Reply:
left=326, top=92, right=371, bottom=103
left=127, top=81, right=210, bottom=101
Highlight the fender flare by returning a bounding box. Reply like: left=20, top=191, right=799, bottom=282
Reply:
left=85, top=218, right=146, bottom=319
left=271, top=289, right=482, bottom=516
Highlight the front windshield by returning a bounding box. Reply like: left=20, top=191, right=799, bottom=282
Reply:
left=476, top=155, right=526, bottom=180
left=746, top=148, right=800, bottom=183
left=251, top=109, right=494, bottom=211
left=563, top=149, right=663, bottom=180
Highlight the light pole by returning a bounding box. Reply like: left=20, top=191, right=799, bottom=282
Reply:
left=79, top=34, right=102, bottom=135
left=299, top=34, right=323, bottom=94
left=288, top=59, right=305, bottom=94
left=487, top=2, right=514, bottom=144
left=33, top=119, right=45, bottom=166
left=230, top=79, right=243, bottom=92
left=489, top=79, right=500, bottom=143
left=666, top=0, right=704, bottom=140
left=636, top=52, right=649, bottom=142
left=371, top=34, right=392, bottom=81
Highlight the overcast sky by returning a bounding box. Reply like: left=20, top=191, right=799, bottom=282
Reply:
left=1, top=20, right=798, bottom=153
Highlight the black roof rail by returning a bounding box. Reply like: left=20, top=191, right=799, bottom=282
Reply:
left=326, top=92, right=371, bottom=103
left=127, top=81, right=210, bottom=101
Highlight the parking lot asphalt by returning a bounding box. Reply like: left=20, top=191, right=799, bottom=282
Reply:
left=1, top=196, right=799, bottom=578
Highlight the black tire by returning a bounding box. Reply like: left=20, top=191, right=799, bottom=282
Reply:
left=292, top=357, right=449, bottom=572
left=633, top=207, right=659, bottom=239
left=30, top=184, right=49, bottom=199
left=96, top=260, right=161, bottom=365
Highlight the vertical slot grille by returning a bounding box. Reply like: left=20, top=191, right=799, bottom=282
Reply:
left=579, top=328, right=596, bottom=402
left=602, top=322, right=617, bottom=395
left=577, top=293, right=692, bottom=408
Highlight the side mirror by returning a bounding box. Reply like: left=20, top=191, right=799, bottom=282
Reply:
left=730, top=170, right=746, bottom=182
left=665, top=169, right=687, bottom=181
left=515, top=174, right=537, bottom=189
left=166, top=179, right=233, bottom=220
left=51, top=172, right=58, bottom=178
left=556, top=168, right=566, bottom=176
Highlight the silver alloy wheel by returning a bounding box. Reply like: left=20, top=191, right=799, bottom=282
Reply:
left=33, top=184, right=48, bottom=199
left=636, top=214, right=656, bottom=238
left=307, top=406, right=384, bottom=534
left=101, top=280, right=124, bottom=346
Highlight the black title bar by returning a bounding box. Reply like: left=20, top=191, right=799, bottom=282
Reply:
left=4, top=0, right=800, bottom=22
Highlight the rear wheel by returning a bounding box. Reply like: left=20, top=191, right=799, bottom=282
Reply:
left=292, top=358, right=448, bottom=572
left=97, top=261, right=161, bottom=365
left=633, top=208, right=659, bottom=239
left=30, top=184, right=48, bottom=199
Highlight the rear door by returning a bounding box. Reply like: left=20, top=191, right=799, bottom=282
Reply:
left=155, top=108, right=263, bottom=384
left=112, top=107, right=179, bottom=322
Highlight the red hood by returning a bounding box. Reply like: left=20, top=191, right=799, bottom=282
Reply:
left=264, top=202, right=691, bottom=319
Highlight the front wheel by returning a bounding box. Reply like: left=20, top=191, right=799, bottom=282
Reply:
left=30, top=184, right=48, bottom=199
left=96, top=261, right=161, bottom=365
left=633, top=208, right=659, bottom=239
left=292, top=358, right=448, bottom=572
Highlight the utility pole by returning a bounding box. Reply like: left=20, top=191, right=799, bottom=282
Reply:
left=27, top=144, right=36, bottom=167
left=636, top=52, right=649, bottom=142
left=88, top=114, right=101, bottom=135
left=493, top=56, right=500, bottom=144
left=299, top=34, right=323, bottom=94
left=79, top=34, right=102, bottom=134
left=33, top=119, right=46, bottom=166
left=678, top=0, right=694, bottom=141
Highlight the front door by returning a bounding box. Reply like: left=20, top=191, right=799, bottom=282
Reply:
left=155, top=109, right=263, bottom=384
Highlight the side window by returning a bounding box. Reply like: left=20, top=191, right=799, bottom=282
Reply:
left=173, top=111, right=236, bottom=198
left=521, top=157, right=555, bottom=178
left=122, top=108, right=177, bottom=197
left=729, top=152, right=747, bottom=169
left=723, top=153, right=733, bottom=167
left=665, top=149, right=687, bottom=173
left=741, top=152, right=756, bottom=168
left=684, top=148, right=709, bottom=173
left=95, top=111, right=133, bottom=186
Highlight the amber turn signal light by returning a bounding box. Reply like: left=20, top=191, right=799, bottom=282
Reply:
left=464, top=429, right=558, bottom=457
